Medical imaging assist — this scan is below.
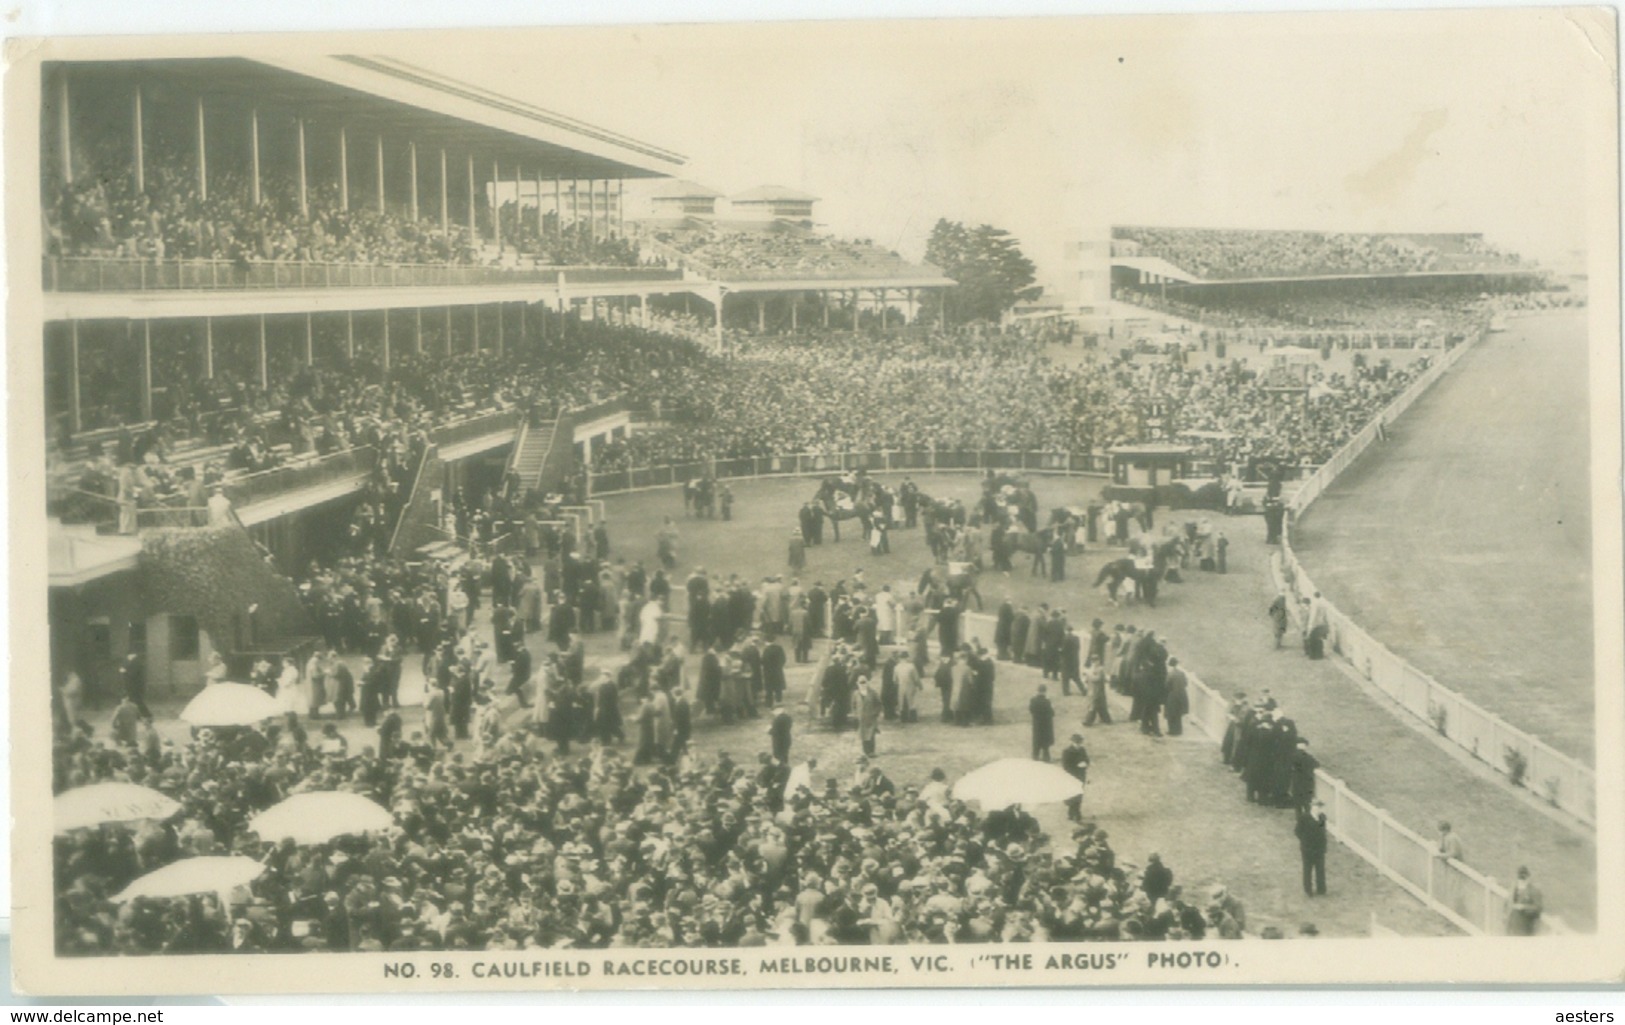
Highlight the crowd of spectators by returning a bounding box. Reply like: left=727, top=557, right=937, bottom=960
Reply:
left=587, top=324, right=1431, bottom=472
left=1112, top=227, right=1523, bottom=281
left=45, top=155, right=642, bottom=271
left=1112, top=278, right=1526, bottom=335
left=54, top=712, right=1231, bottom=953
left=649, top=224, right=923, bottom=281
left=499, top=205, right=642, bottom=268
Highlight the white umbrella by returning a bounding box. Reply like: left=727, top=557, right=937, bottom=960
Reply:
left=248, top=791, right=394, bottom=845
left=55, top=782, right=181, bottom=834
left=180, top=682, right=281, bottom=727
left=114, top=856, right=264, bottom=903
left=953, top=758, right=1085, bottom=810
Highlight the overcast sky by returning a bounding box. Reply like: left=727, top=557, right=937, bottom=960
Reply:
left=361, top=8, right=1615, bottom=286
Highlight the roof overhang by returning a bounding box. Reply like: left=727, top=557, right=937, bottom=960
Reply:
left=60, top=56, right=685, bottom=181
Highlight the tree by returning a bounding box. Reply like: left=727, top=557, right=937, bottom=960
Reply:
left=924, top=218, right=1043, bottom=325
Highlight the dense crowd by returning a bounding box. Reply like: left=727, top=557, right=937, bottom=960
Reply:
left=1112, top=277, right=1531, bottom=335
left=587, top=325, right=1428, bottom=472
left=1112, top=227, right=1521, bottom=281
left=46, top=156, right=642, bottom=270
left=55, top=680, right=1234, bottom=952
left=649, top=224, right=921, bottom=280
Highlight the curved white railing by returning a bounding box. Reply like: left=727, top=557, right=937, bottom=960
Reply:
left=953, top=610, right=1566, bottom=935
left=1276, top=320, right=1596, bottom=826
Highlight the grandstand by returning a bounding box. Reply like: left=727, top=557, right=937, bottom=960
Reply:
left=36, top=55, right=708, bottom=699
left=39, top=56, right=960, bottom=702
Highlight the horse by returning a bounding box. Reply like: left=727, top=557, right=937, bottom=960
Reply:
left=1092, top=557, right=1140, bottom=602
left=814, top=483, right=872, bottom=542
left=995, top=525, right=1055, bottom=576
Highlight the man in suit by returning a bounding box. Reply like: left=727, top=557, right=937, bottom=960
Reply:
left=1061, top=626, right=1084, bottom=696
left=994, top=599, right=1015, bottom=661
left=1295, top=801, right=1329, bottom=897
left=770, top=703, right=794, bottom=764
left=1087, top=618, right=1110, bottom=669
left=1061, top=734, right=1090, bottom=820
left=1029, top=684, right=1056, bottom=761
left=937, top=598, right=960, bottom=658
left=698, top=644, right=723, bottom=716
left=762, top=637, right=788, bottom=706
left=1041, top=609, right=1067, bottom=681
left=856, top=676, right=883, bottom=756
left=686, top=569, right=711, bottom=648
left=1163, top=656, right=1189, bottom=736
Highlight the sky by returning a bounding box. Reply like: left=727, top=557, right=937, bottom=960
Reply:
left=359, top=8, right=1618, bottom=288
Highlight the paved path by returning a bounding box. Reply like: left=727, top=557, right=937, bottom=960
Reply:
left=1292, top=310, right=1594, bottom=763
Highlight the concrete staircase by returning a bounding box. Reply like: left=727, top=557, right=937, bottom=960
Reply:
left=509, top=421, right=555, bottom=489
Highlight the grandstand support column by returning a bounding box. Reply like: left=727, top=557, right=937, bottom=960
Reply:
left=346, top=311, right=354, bottom=360
left=492, top=159, right=502, bottom=257
left=132, top=87, right=144, bottom=194
left=497, top=304, right=505, bottom=357
left=416, top=308, right=424, bottom=355
left=553, top=178, right=562, bottom=229
left=409, top=142, right=419, bottom=222
left=377, top=136, right=387, bottom=214
left=617, top=179, right=625, bottom=236
left=473, top=306, right=480, bottom=352
left=714, top=288, right=725, bottom=353
left=822, top=292, right=830, bottom=328
left=520, top=302, right=527, bottom=342
left=339, top=127, right=349, bottom=211
left=69, top=321, right=81, bottom=435
left=466, top=154, right=477, bottom=244
left=250, top=108, right=262, bottom=207
left=55, top=68, right=72, bottom=184
left=790, top=294, right=798, bottom=331
left=514, top=164, right=524, bottom=245
left=204, top=318, right=213, bottom=379
left=439, top=149, right=449, bottom=237
left=382, top=311, right=391, bottom=375
left=879, top=289, right=888, bottom=330
left=756, top=298, right=766, bottom=334
left=570, top=180, right=579, bottom=231
left=257, top=316, right=268, bottom=389
left=304, top=313, right=313, bottom=365
left=195, top=97, right=208, bottom=202
left=444, top=307, right=453, bottom=356
left=906, top=288, right=915, bottom=325
left=296, top=119, right=308, bottom=217
left=141, top=322, right=153, bottom=423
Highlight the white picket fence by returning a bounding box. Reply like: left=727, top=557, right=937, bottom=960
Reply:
left=957, top=609, right=1565, bottom=934
left=1276, top=325, right=1596, bottom=826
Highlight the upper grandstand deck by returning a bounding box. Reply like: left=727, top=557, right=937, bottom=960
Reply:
left=1111, top=225, right=1533, bottom=284
left=636, top=216, right=953, bottom=292
left=40, top=56, right=687, bottom=299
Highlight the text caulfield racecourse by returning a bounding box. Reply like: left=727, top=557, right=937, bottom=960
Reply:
left=380, top=948, right=1225, bottom=983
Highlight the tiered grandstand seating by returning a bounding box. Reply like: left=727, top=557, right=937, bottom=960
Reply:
left=1112, top=226, right=1525, bottom=281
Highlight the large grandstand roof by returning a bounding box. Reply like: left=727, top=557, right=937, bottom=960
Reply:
left=60, top=55, right=686, bottom=181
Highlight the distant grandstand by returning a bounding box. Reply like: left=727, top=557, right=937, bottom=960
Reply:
left=1102, top=225, right=1550, bottom=334
left=1111, top=226, right=1531, bottom=283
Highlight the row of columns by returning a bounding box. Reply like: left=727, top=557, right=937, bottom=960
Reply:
left=53, top=70, right=627, bottom=248
left=739, top=287, right=925, bottom=333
